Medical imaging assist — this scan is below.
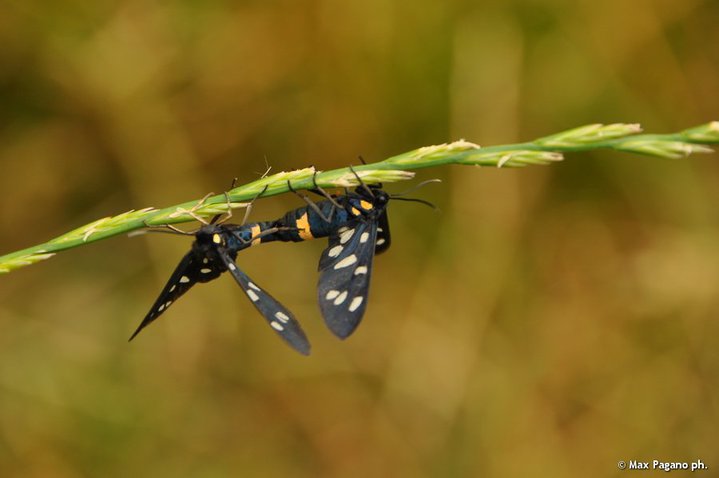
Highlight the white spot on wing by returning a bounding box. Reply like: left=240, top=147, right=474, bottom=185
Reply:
left=270, top=321, right=284, bottom=331
left=169, top=285, right=176, bottom=292
left=360, top=232, right=370, bottom=243
left=180, top=276, right=190, bottom=283
left=203, top=258, right=208, bottom=264
left=248, top=282, right=260, bottom=291
left=337, top=226, right=349, bottom=234
left=275, top=311, right=290, bottom=323
left=228, top=262, right=236, bottom=271
left=354, top=266, right=368, bottom=275
left=328, top=245, right=343, bottom=257
left=339, top=228, right=355, bottom=244
left=325, top=290, right=340, bottom=300
left=158, top=304, right=165, bottom=312
left=201, top=268, right=212, bottom=274
left=349, top=296, right=363, bottom=312
left=334, top=254, right=357, bottom=269
left=333, top=291, right=348, bottom=305
left=247, top=290, right=260, bottom=302
left=376, top=238, right=386, bottom=246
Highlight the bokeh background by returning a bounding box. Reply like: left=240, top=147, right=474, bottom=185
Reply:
left=1, top=1, right=718, bottom=477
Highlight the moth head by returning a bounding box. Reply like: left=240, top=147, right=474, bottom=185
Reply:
left=194, top=225, right=226, bottom=249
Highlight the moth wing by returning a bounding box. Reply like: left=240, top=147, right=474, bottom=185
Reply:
left=130, top=251, right=220, bottom=340
left=317, top=219, right=378, bottom=339
left=374, top=209, right=391, bottom=254
left=218, top=251, right=311, bottom=355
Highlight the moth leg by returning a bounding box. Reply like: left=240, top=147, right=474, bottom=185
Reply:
left=172, top=192, right=215, bottom=225
left=287, top=178, right=336, bottom=224
left=141, top=220, right=197, bottom=236
left=213, top=178, right=239, bottom=225
left=348, top=165, right=374, bottom=198
left=307, top=170, right=342, bottom=209
left=239, top=185, right=269, bottom=226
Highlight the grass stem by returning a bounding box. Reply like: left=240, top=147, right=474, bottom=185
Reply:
left=1, top=121, right=716, bottom=274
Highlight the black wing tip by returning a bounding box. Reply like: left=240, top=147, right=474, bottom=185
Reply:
left=284, top=329, right=312, bottom=355
left=326, top=321, right=359, bottom=340
left=295, top=342, right=312, bottom=356
left=128, top=319, right=152, bottom=342
left=128, top=326, right=144, bottom=342
left=275, top=329, right=313, bottom=356
left=320, top=305, right=363, bottom=339
left=332, top=330, right=355, bottom=340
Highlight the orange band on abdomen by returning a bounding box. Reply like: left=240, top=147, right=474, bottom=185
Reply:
left=296, top=212, right=314, bottom=240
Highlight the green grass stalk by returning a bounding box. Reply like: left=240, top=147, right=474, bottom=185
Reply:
left=1, top=121, right=717, bottom=274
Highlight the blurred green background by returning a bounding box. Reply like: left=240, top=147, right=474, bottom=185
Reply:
left=1, top=1, right=718, bottom=477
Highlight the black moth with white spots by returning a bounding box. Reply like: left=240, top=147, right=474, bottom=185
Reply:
left=132, top=176, right=423, bottom=351
left=130, top=224, right=311, bottom=355
left=312, top=184, right=391, bottom=339
left=240, top=179, right=393, bottom=339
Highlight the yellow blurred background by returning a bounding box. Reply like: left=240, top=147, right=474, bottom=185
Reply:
left=1, top=1, right=718, bottom=477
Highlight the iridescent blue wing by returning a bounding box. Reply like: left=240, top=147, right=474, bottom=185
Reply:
left=217, top=250, right=311, bottom=355
left=317, top=219, right=378, bottom=339
left=374, top=209, right=391, bottom=254
left=130, top=250, right=222, bottom=340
